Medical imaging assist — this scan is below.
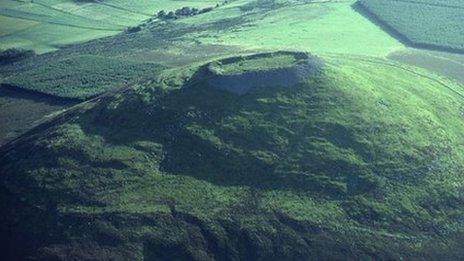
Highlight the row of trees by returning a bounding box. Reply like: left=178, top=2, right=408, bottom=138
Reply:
left=156, top=1, right=231, bottom=20
left=156, top=6, right=213, bottom=20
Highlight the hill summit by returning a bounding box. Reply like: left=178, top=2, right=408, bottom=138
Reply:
left=201, top=51, right=324, bottom=94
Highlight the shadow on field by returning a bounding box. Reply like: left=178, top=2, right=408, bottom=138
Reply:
left=0, top=84, right=78, bottom=105
left=0, top=84, right=77, bottom=146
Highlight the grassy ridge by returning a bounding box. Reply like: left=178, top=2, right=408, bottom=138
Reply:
left=357, top=0, right=464, bottom=53
left=1, top=55, right=464, bottom=259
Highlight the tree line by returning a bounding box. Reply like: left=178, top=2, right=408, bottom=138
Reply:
left=156, top=1, right=230, bottom=20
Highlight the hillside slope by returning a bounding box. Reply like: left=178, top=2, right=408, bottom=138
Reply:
left=1, top=54, right=464, bottom=259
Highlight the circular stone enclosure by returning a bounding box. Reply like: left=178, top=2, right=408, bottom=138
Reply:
left=205, top=51, right=324, bottom=95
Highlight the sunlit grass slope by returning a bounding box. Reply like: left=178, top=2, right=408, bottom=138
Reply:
left=1, top=54, right=464, bottom=259
left=181, top=0, right=403, bottom=56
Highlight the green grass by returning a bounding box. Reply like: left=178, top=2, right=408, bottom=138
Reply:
left=211, top=52, right=297, bottom=74
left=0, top=0, right=221, bottom=53
left=1, top=0, right=464, bottom=259
left=182, top=0, right=403, bottom=56
left=2, top=54, right=464, bottom=259
left=1, top=0, right=403, bottom=55
left=0, top=15, right=39, bottom=36
left=0, top=0, right=405, bottom=99
left=357, top=0, right=464, bottom=52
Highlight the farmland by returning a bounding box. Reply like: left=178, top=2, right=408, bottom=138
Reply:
left=357, top=0, right=464, bottom=53
left=0, top=0, right=404, bottom=100
left=182, top=0, right=403, bottom=56
left=0, top=0, right=219, bottom=53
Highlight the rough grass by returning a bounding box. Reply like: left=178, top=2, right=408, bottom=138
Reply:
left=1, top=54, right=464, bottom=259
left=1, top=0, right=464, bottom=259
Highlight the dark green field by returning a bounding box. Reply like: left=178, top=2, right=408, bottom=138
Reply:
left=357, top=0, right=464, bottom=53
left=2, top=55, right=165, bottom=99
left=1, top=0, right=464, bottom=260
left=0, top=86, right=74, bottom=145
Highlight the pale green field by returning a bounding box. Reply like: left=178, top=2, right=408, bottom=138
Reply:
left=0, top=15, right=39, bottom=36
left=0, top=0, right=219, bottom=53
left=182, top=0, right=404, bottom=57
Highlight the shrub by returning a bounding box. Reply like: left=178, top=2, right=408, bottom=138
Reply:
left=0, top=48, right=35, bottom=65
left=126, top=26, right=141, bottom=33
left=157, top=6, right=214, bottom=20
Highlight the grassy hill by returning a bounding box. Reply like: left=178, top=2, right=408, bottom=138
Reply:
left=2, top=0, right=464, bottom=259
left=1, top=53, right=464, bottom=259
